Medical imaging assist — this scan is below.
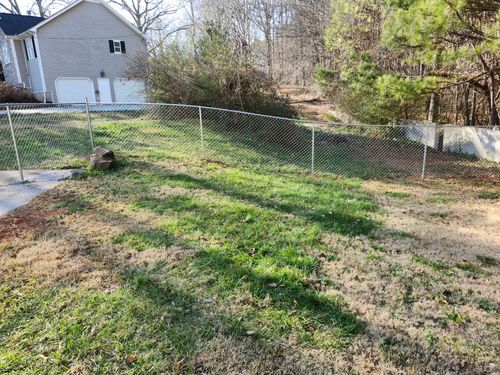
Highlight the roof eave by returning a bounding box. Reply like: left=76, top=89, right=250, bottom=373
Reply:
left=16, top=32, right=34, bottom=39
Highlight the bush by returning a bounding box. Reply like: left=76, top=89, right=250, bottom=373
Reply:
left=137, top=29, right=295, bottom=118
left=0, top=82, right=38, bottom=103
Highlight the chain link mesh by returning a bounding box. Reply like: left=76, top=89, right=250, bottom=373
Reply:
left=0, top=103, right=498, bottom=186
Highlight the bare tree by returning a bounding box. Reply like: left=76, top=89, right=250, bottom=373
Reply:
left=251, top=0, right=277, bottom=79
left=0, top=0, right=22, bottom=14
left=30, top=0, right=70, bottom=17
left=107, top=0, right=186, bottom=35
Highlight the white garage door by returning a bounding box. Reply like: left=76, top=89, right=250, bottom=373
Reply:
left=55, top=77, right=96, bottom=103
left=114, top=79, right=146, bottom=103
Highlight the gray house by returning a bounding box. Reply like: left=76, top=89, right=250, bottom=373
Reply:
left=0, top=0, right=147, bottom=103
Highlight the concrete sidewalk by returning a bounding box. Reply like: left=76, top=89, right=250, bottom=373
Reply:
left=0, top=170, right=82, bottom=217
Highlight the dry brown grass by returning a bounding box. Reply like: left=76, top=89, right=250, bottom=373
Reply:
left=317, top=178, right=500, bottom=374
left=0, top=187, right=194, bottom=289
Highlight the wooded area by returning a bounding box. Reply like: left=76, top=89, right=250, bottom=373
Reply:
left=3, top=0, right=500, bottom=125
left=148, top=0, right=500, bottom=125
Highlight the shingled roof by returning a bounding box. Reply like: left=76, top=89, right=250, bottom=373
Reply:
left=0, top=13, right=44, bottom=36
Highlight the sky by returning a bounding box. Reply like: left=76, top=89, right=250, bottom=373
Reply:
left=9, top=0, right=188, bottom=24
left=12, top=0, right=68, bottom=15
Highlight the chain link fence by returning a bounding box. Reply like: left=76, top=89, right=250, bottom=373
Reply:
left=1, top=102, right=498, bottom=186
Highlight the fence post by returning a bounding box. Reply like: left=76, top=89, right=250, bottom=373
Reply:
left=311, top=122, right=316, bottom=175
left=199, top=106, right=205, bottom=159
left=6, top=106, right=24, bottom=183
left=84, top=98, right=95, bottom=152
left=421, top=125, right=428, bottom=179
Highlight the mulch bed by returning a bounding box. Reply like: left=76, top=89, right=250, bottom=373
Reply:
left=0, top=194, right=64, bottom=241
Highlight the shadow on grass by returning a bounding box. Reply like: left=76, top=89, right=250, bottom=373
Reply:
left=69, top=168, right=369, bottom=348
left=131, top=168, right=378, bottom=237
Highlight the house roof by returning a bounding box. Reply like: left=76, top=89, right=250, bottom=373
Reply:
left=0, top=13, right=44, bottom=36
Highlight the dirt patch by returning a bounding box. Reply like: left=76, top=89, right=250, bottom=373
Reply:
left=0, top=191, right=66, bottom=240
left=280, top=85, right=339, bottom=122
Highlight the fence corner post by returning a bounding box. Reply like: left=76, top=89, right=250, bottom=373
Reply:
left=421, top=125, right=428, bottom=179
left=84, top=97, right=95, bottom=152
left=6, top=106, right=24, bottom=183
left=311, top=122, right=316, bottom=175
left=199, top=106, right=205, bottom=159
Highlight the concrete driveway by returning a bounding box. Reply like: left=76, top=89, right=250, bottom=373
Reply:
left=0, top=170, right=81, bottom=217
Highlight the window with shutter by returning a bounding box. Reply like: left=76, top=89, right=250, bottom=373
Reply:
left=109, top=40, right=126, bottom=54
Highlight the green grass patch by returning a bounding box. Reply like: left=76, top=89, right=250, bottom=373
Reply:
left=0, top=155, right=381, bottom=372
left=384, top=191, right=411, bottom=199
left=113, top=230, right=175, bottom=252
left=476, top=255, right=497, bottom=267
left=477, top=190, right=500, bottom=200
left=412, top=256, right=454, bottom=276
left=55, top=199, right=88, bottom=214
left=426, top=196, right=454, bottom=204
left=0, top=279, right=212, bottom=373
left=446, top=307, right=467, bottom=324
left=478, top=298, right=498, bottom=313
left=366, top=252, right=384, bottom=262
left=455, top=262, right=489, bottom=278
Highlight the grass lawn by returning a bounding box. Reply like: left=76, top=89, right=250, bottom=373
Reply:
left=0, top=113, right=499, bottom=374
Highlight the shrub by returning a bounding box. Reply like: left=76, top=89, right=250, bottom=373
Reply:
left=133, top=29, right=295, bottom=118
left=0, top=82, right=38, bottom=103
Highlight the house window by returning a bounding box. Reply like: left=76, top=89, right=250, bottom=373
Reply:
left=25, top=37, right=36, bottom=60
left=109, top=40, right=126, bottom=54
left=2, top=44, right=10, bottom=65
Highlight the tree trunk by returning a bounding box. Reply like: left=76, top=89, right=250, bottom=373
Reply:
left=454, top=86, right=459, bottom=123
left=462, top=85, right=470, bottom=126
left=36, top=0, right=44, bottom=17
left=487, top=72, right=500, bottom=126
left=427, top=50, right=441, bottom=123
left=427, top=92, right=439, bottom=122
left=471, top=90, right=477, bottom=126
left=265, top=30, right=273, bottom=80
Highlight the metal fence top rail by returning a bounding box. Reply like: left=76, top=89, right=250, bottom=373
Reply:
left=1, top=101, right=499, bottom=130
